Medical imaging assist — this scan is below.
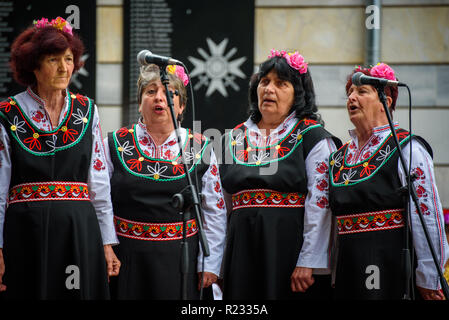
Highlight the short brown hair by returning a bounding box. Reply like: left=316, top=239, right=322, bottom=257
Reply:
left=10, top=25, right=85, bottom=87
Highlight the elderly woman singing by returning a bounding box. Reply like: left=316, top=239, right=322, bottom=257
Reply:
left=329, top=63, right=449, bottom=300
left=104, top=64, right=227, bottom=299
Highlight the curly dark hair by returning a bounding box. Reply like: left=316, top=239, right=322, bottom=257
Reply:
left=9, top=24, right=85, bottom=87
left=248, top=55, right=322, bottom=125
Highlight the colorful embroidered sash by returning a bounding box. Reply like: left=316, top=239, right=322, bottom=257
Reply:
left=114, top=216, right=198, bottom=241
left=336, top=208, right=404, bottom=235
left=232, top=189, right=306, bottom=211
left=8, top=181, right=90, bottom=204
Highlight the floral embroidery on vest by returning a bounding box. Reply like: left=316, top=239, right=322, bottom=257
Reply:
left=228, top=118, right=321, bottom=166
left=329, top=128, right=411, bottom=186
left=0, top=93, right=92, bottom=155
left=113, top=125, right=209, bottom=181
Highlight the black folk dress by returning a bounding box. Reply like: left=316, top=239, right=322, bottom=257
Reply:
left=329, top=128, right=432, bottom=299
left=220, top=118, right=340, bottom=300
left=0, top=93, right=109, bottom=299
left=108, top=126, right=209, bottom=299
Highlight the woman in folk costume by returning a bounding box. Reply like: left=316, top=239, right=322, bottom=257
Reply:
left=219, top=50, right=342, bottom=299
left=329, top=63, right=449, bottom=300
left=104, top=64, right=227, bottom=299
left=0, top=17, right=120, bottom=299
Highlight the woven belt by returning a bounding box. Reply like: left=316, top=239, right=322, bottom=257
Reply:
left=232, top=189, right=305, bottom=211
left=336, top=208, right=404, bottom=235
left=114, top=216, right=198, bottom=241
left=8, top=181, right=90, bottom=204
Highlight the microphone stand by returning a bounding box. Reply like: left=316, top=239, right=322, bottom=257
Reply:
left=158, top=66, right=210, bottom=300
left=377, top=86, right=449, bottom=300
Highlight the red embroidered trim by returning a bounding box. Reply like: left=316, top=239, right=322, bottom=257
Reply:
left=232, top=189, right=305, bottom=211
left=336, top=208, right=404, bottom=235
left=114, top=216, right=198, bottom=241
left=8, top=181, right=89, bottom=204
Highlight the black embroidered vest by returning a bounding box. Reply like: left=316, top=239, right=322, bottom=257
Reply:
left=0, top=93, right=94, bottom=186
left=108, top=125, right=210, bottom=223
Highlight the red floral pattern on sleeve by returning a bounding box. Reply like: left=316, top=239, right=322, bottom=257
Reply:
left=214, top=181, right=222, bottom=193
left=417, top=203, right=430, bottom=216
left=316, top=196, right=329, bottom=209
left=315, top=161, right=328, bottom=174
left=412, top=165, right=431, bottom=216
left=210, top=164, right=218, bottom=176
left=416, top=185, right=428, bottom=198
left=316, top=179, right=328, bottom=192
left=216, top=197, right=225, bottom=209
left=93, top=158, right=106, bottom=171
left=312, top=159, right=331, bottom=209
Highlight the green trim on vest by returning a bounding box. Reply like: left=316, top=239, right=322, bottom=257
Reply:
left=112, top=126, right=209, bottom=181
left=0, top=93, right=93, bottom=156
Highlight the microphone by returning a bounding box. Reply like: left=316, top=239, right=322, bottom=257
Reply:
left=352, top=72, right=406, bottom=87
left=137, top=49, right=182, bottom=66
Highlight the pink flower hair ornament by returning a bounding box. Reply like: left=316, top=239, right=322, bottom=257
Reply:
left=268, top=49, right=308, bottom=75
left=166, top=65, right=189, bottom=86
left=370, top=63, right=396, bottom=81
left=33, top=17, right=73, bottom=36
left=354, top=63, right=396, bottom=81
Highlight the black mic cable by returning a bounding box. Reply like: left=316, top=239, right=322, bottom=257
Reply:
left=179, top=61, right=207, bottom=300
left=404, top=84, right=415, bottom=300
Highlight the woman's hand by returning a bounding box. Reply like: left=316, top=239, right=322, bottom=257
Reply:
left=417, top=286, right=445, bottom=300
left=104, top=245, right=120, bottom=281
left=198, top=272, right=218, bottom=290
left=0, top=248, right=6, bottom=292
left=290, top=266, right=314, bottom=293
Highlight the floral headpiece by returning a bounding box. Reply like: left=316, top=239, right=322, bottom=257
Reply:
left=167, top=65, right=189, bottom=86
left=33, top=17, right=73, bottom=36
left=354, top=62, right=396, bottom=81
left=268, top=49, right=308, bottom=75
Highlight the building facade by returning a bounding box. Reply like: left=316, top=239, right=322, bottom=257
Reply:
left=96, top=0, right=449, bottom=209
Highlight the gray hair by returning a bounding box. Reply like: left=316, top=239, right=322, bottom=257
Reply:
left=137, top=64, right=188, bottom=121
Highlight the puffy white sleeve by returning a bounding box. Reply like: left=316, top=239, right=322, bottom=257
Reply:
left=197, top=149, right=227, bottom=276
left=398, top=139, right=449, bottom=290
left=87, top=105, right=118, bottom=245
left=297, top=137, right=337, bottom=274
left=0, top=122, right=11, bottom=248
